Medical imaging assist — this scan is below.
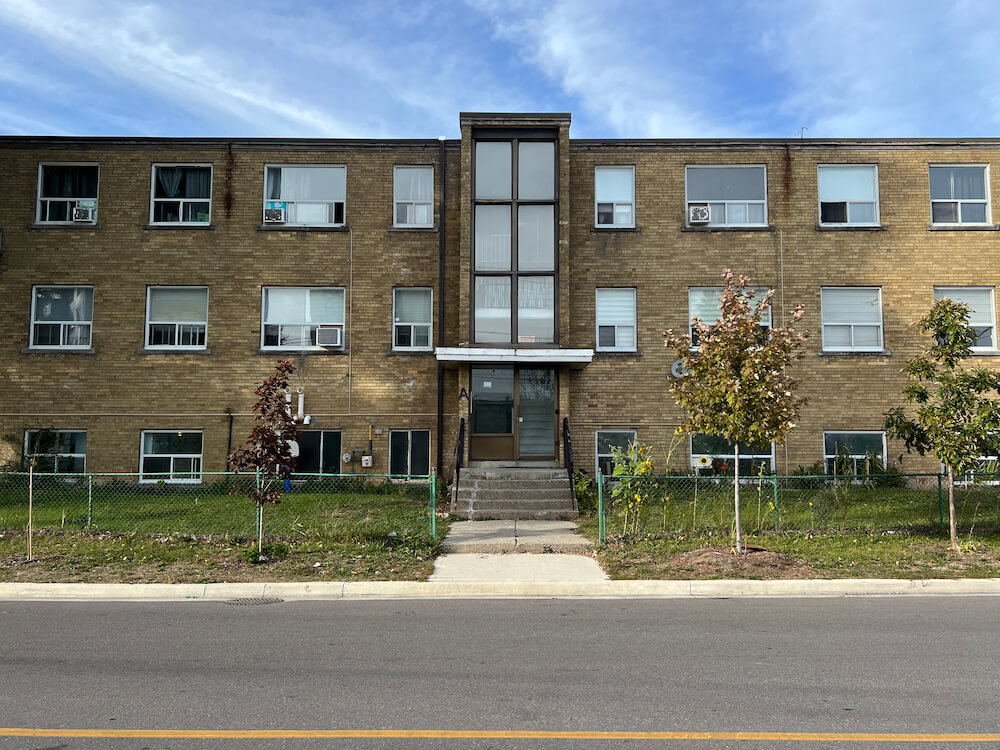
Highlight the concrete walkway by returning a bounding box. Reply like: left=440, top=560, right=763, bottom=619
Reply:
left=439, top=520, right=593, bottom=553
left=430, top=554, right=608, bottom=582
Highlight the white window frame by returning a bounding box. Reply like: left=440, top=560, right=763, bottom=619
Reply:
left=29, top=285, right=94, bottom=350
left=149, top=164, right=213, bottom=226
left=260, top=286, right=346, bottom=351
left=685, top=165, right=767, bottom=227
left=139, top=430, right=203, bottom=483
left=595, top=429, right=637, bottom=476
left=690, top=434, right=775, bottom=473
left=929, top=164, right=990, bottom=226
left=933, top=286, right=997, bottom=351
left=392, top=287, right=433, bottom=351
left=36, top=162, right=100, bottom=224
left=393, top=166, right=434, bottom=228
left=23, top=429, right=87, bottom=473
left=820, top=286, right=884, bottom=352
left=817, top=164, right=880, bottom=227
left=594, top=166, right=635, bottom=228
left=822, top=431, right=887, bottom=477
left=688, top=286, right=772, bottom=345
left=595, top=288, right=637, bottom=352
left=263, top=164, right=346, bottom=227
left=145, top=286, right=209, bottom=350
left=388, top=429, right=431, bottom=477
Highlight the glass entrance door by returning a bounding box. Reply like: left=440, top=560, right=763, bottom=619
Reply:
left=470, top=366, right=515, bottom=460
left=517, top=368, right=555, bottom=458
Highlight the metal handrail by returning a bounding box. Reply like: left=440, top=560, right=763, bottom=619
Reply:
left=563, top=417, right=574, bottom=481
left=453, top=417, right=466, bottom=480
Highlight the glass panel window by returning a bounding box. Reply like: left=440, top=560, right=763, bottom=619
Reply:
left=23, top=430, right=87, bottom=473
left=821, top=287, right=883, bottom=351
left=929, top=166, right=989, bottom=225
left=475, top=142, right=512, bottom=199
left=517, top=205, right=555, bottom=271
left=37, top=164, right=99, bottom=223
left=393, top=288, right=432, bottom=350
left=690, top=433, right=773, bottom=475
left=686, top=166, right=767, bottom=227
left=151, top=165, right=211, bottom=224
left=934, top=287, right=997, bottom=349
left=518, top=142, right=555, bottom=200
left=596, top=429, right=636, bottom=476
left=818, top=165, right=879, bottom=225
left=475, top=276, right=511, bottom=343
left=140, top=430, right=203, bottom=482
left=595, top=166, right=635, bottom=228
left=31, top=285, right=93, bottom=349
left=688, top=286, right=771, bottom=346
left=595, top=288, right=636, bottom=351
left=475, top=205, right=512, bottom=271
left=517, top=276, right=554, bottom=343
left=146, top=287, right=208, bottom=349
left=294, top=430, right=342, bottom=474
left=823, top=431, right=886, bottom=477
left=262, top=287, right=345, bottom=349
left=393, top=166, right=433, bottom=227
left=389, top=430, right=430, bottom=476
left=265, top=165, right=345, bottom=226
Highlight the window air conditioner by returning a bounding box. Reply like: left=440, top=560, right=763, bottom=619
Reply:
left=72, top=205, right=96, bottom=223
left=263, top=207, right=286, bottom=224
left=688, top=205, right=711, bottom=224
left=316, top=326, right=343, bottom=347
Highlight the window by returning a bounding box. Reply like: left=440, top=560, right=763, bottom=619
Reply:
left=688, top=286, right=771, bottom=345
left=933, top=287, right=997, bottom=350
left=389, top=430, right=430, bottom=476
left=823, top=431, right=886, bottom=477
left=262, top=287, right=345, bottom=349
left=596, top=430, right=636, bottom=476
left=140, top=430, right=202, bottom=482
left=930, top=165, right=989, bottom=225
left=818, top=165, right=879, bottom=225
left=393, top=166, right=433, bottom=227
left=393, top=288, right=432, bottom=350
left=686, top=166, right=767, bottom=227
left=595, top=166, right=634, bottom=227
left=690, top=434, right=774, bottom=474
left=145, top=287, right=208, bottom=349
left=265, top=165, right=345, bottom=226
left=821, top=287, right=883, bottom=352
left=595, top=288, right=636, bottom=351
left=23, top=430, right=86, bottom=473
left=150, top=165, right=212, bottom=224
left=294, top=430, right=342, bottom=474
left=30, top=285, right=93, bottom=349
left=37, top=164, right=98, bottom=223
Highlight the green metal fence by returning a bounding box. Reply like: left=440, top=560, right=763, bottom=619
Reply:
left=0, top=470, right=439, bottom=540
left=595, top=472, right=1000, bottom=542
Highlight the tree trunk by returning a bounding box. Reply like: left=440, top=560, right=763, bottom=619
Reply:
left=733, top=444, right=743, bottom=554
left=947, top=465, right=958, bottom=552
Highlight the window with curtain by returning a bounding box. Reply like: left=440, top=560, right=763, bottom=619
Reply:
left=140, top=431, right=203, bottom=482
left=596, top=288, right=636, bottom=351
left=595, top=166, right=634, bottom=227
left=265, top=165, right=346, bottom=225
left=146, top=287, right=209, bottom=349
left=686, top=166, right=767, bottom=226
left=930, top=165, right=989, bottom=224
left=393, top=288, right=432, bottom=350
left=23, top=430, right=87, bottom=473
left=821, top=287, right=883, bottom=351
left=30, top=285, right=93, bottom=348
left=818, top=165, right=879, bottom=225
left=262, top=287, right=345, bottom=349
left=393, top=166, right=433, bottom=227
left=933, top=287, right=997, bottom=349
left=687, top=286, right=771, bottom=345
left=151, top=165, right=211, bottom=224
left=823, top=431, right=886, bottom=477
left=37, top=164, right=99, bottom=223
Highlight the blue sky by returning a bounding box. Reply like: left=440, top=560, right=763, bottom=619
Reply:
left=1, top=0, right=998, bottom=139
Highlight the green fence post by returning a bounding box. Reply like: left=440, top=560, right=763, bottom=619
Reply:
left=772, top=474, right=780, bottom=532
left=429, top=469, right=437, bottom=539
left=87, top=474, right=93, bottom=530
left=598, top=474, right=605, bottom=543
left=937, top=472, right=945, bottom=527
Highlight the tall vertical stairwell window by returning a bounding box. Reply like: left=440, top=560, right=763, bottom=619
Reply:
left=473, top=136, right=557, bottom=344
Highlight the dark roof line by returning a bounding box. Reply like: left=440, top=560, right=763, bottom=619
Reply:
left=0, top=136, right=462, bottom=149
left=571, top=137, right=1000, bottom=147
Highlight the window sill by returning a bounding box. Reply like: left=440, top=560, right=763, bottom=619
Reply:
left=144, top=223, right=214, bottom=230
left=257, top=224, right=350, bottom=232
left=388, top=225, right=438, bottom=233
left=29, top=222, right=101, bottom=230
left=817, top=349, right=892, bottom=358
left=255, top=348, right=348, bottom=356
left=816, top=224, right=888, bottom=232
left=682, top=225, right=775, bottom=233
left=139, top=347, right=212, bottom=355
left=926, top=224, right=1000, bottom=231
left=971, top=349, right=1000, bottom=357
left=594, top=349, right=643, bottom=358
left=22, top=347, right=96, bottom=356
left=591, top=225, right=640, bottom=233
left=387, top=349, right=436, bottom=356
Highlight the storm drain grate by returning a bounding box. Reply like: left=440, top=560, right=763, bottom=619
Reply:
left=225, top=597, right=284, bottom=606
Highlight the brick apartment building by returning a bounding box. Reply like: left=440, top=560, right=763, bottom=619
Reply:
left=1, top=112, right=998, bottom=482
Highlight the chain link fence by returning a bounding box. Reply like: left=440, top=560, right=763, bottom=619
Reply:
left=594, top=472, right=1000, bottom=542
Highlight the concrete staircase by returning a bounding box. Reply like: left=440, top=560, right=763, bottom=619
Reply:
left=451, top=462, right=578, bottom=521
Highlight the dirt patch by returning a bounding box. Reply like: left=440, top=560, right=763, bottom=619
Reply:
left=668, top=546, right=815, bottom=579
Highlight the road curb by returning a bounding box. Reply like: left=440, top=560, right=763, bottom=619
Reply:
left=1, top=577, right=999, bottom=601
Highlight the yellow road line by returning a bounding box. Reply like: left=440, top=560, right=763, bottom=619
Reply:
left=1, top=728, right=999, bottom=742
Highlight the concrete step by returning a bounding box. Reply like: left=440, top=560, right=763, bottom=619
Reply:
left=467, top=460, right=561, bottom=469
left=461, top=498, right=575, bottom=511
left=461, top=469, right=568, bottom=481
left=461, top=509, right=580, bottom=521
left=456, top=487, right=572, bottom=500
left=461, top=478, right=570, bottom=491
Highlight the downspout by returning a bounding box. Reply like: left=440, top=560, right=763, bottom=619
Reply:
left=225, top=408, right=233, bottom=471
left=436, top=136, right=447, bottom=477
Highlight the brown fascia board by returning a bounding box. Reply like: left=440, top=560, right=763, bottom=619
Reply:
left=460, top=112, right=572, bottom=125
left=571, top=137, right=1000, bottom=150
left=0, top=136, right=462, bottom=151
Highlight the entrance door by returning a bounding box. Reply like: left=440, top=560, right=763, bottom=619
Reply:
left=469, top=366, right=556, bottom=461
left=517, top=368, right=555, bottom=459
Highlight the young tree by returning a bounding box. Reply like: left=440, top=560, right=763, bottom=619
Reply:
left=665, top=269, right=807, bottom=553
left=229, top=360, right=299, bottom=554
left=884, top=298, right=1000, bottom=551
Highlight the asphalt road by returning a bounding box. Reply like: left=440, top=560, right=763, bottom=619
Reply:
left=0, top=596, right=998, bottom=749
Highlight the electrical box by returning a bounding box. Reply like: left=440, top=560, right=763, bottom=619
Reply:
left=374, top=428, right=383, bottom=435
left=361, top=455, right=373, bottom=468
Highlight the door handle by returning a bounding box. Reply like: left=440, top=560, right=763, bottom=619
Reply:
left=518, top=417, right=523, bottom=422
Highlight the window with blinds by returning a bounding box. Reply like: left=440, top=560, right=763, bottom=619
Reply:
left=821, top=287, right=883, bottom=351
left=818, top=165, right=879, bottom=225
left=595, top=288, right=636, bottom=351
left=393, top=166, right=433, bottom=227
left=595, top=166, right=634, bottom=228
left=265, top=165, right=346, bottom=226
left=687, top=286, right=771, bottom=345
left=262, top=287, right=345, bottom=349
left=933, top=287, right=997, bottom=349
left=393, top=288, right=433, bottom=350
left=146, top=287, right=209, bottom=349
